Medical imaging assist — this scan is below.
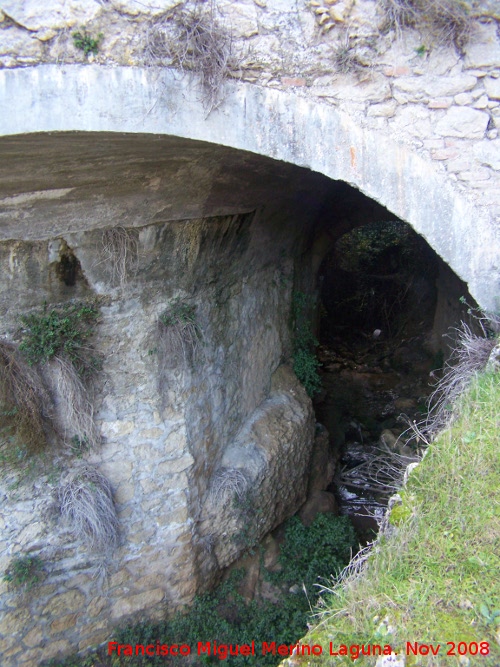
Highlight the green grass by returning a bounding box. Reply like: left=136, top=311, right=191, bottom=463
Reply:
left=292, top=371, right=500, bottom=666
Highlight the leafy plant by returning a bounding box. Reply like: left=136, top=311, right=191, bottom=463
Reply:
left=292, top=292, right=322, bottom=397
left=269, top=514, right=358, bottom=596
left=19, top=301, right=99, bottom=375
left=72, top=29, right=104, bottom=57
left=3, top=554, right=44, bottom=591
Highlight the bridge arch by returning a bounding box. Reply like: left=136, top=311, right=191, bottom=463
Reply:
left=0, top=64, right=498, bottom=310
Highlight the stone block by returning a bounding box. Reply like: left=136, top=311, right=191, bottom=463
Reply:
left=138, top=427, right=163, bottom=439
left=156, top=452, right=194, bottom=474
left=50, top=613, right=78, bottom=635
left=0, top=0, right=101, bottom=31
left=39, top=639, right=72, bottom=661
left=367, top=101, right=397, bottom=117
left=111, top=588, right=165, bottom=619
left=484, top=77, right=500, bottom=101
left=427, top=98, right=452, bottom=109
left=458, top=169, right=491, bottom=182
left=432, top=148, right=459, bottom=161
left=114, top=481, right=135, bottom=504
left=435, top=107, right=489, bottom=139
left=43, top=589, right=85, bottom=617
left=473, top=140, right=500, bottom=171
left=454, top=92, right=474, bottom=106
left=0, top=608, right=31, bottom=636
left=101, top=420, right=135, bottom=437
left=464, top=23, right=500, bottom=68
left=473, top=95, right=489, bottom=109
left=87, top=595, right=108, bottom=618
left=155, top=504, right=189, bottom=526
left=393, top=74, right=476, bottom=99
left=281, top=77, right=307, bottom=87
left=21, top=626, right=44, bottom=648
left=0, top=28, right=43, bottom=58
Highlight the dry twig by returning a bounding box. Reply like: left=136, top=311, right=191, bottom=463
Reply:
left=146, top=2, right=236, bottom=112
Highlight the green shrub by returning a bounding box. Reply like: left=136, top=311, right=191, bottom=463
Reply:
left=72, top=29, right=104, bottom=57
left=292, top=292, right=322, bottom=397
left=3, top=554, right=44, bottom=591
left=270, top=514, right=358, bottom=596
left=293, top=348, right=322, bottom=398
left=19, top=301, right=99, bottom=375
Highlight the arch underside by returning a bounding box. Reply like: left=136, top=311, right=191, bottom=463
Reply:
left=0, top=64, right=498, bottom=311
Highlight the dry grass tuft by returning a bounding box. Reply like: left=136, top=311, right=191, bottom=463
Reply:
left=145, top=2, right=236, bottom=112
left=58, top=463, right=119, bottom=554
left=425, top=319, right=498, bottom=434
left=209, top=467, right=249, bottom=504
left=157, top=299, right=202, bottom=372
left=379, top=0, right=473, bottom=50
left=0, top=340, right=51, bottom=461
left=49, top=355, right=100, bottom=451
left=100, top=226, right=139, bottom=289
left=332, top=34, right=366, bottom=74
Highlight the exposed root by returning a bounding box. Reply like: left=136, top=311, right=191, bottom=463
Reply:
left=58, top=463, right=119, bottom=554
left=100, top=226, right=138, bottom=289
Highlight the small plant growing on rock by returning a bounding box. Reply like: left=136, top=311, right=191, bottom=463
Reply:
left=19, top=301, right=99, bottom=376
left=72, top=28, right=104, bottom=57
left=58, top=464, right=119, bottom=554
left=3, top=554, right=44, bottom=591
left=292, top=292, right=322, bottom=397
left=379, top=0, right=472, bottom=51
left=157, top=298, right=202, bottom=370
left=146, top=3, right=236, bottom=112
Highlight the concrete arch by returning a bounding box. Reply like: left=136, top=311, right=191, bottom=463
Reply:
left=0, top=64, right=498, bottom=311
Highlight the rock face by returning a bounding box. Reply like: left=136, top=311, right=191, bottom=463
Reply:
left=0, top=134, right=324, bottom=665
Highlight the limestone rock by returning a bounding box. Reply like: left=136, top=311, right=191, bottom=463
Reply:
left=299, top=491, right=338, bottom=526
left=0, top=0, right=102, bottom=31
left=307, top=424, right=333, bottom=494
left=464, top=23, right=500, bottom=68
left=393, top=74, right=477, bottom=100
left=0, top=28, right=43, bottom=58
left=484, top=77, right=500, bottom=101
left=473, top=140, right=500, bottom=171
left=435, top=106, right=489, bottom=139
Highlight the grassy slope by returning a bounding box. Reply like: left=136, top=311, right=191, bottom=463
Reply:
left=286, top=371, right=500, bottom=667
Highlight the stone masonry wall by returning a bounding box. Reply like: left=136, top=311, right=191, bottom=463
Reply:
left=0, top=199, right=317, bottom=664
